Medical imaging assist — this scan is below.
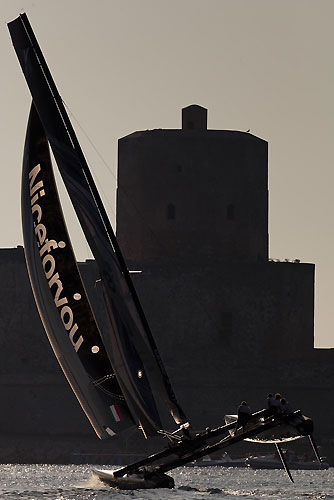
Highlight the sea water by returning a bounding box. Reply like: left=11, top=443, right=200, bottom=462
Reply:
left=0, top=464, right=332, bottom=500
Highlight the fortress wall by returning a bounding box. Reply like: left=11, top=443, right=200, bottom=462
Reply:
left=0, top=247, right=332, bottom=462
left=129, top=260, right=318, bottom=428
left=0, top=248, right=95, bottom=438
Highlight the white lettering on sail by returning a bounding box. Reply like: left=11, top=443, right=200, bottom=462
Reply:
left=31, top=203, right=42, bottom=224
left=31, top=189, right=45, bottom=208
left=42, top=254, right=56, bottom=280
left=61, top=305, right=73, bottom=329
left=48, top=273, right=68, bottom=308
left=69, top=323, right=83, bottom=351
left=29, top=164, right=42, bottom=193
left=35, top=223, right=47, bottom=246
left=39, top=238, right=58, bottom=256
left=29, top=163, right=84, bottom=352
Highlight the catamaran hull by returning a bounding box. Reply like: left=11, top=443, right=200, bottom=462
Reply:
left=92, top=468, right=174, bottom=489
left=224, top=414, right=312, bottom=443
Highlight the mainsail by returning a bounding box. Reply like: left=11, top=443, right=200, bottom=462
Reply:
left=8, top=13, right=187, bottom=438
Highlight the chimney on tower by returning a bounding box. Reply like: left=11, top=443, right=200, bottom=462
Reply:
left=182, top=104, right=207, bottom=130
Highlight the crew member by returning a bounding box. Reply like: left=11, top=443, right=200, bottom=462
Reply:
left=280, top=397, right=293, bottom=415
left=266, top=393, right=274, bottom=409
left=270, top=393, right=282, bottom=415
left=235, top=401, right=252, bottom=433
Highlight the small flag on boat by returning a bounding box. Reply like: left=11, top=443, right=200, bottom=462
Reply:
left=110, top=404, right=122, bottom=422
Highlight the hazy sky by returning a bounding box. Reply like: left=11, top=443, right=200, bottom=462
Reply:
left=1, top=0, right=334, bottom=348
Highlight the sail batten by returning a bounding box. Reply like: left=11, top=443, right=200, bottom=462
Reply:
left=8, top=12, right=188, bottom=437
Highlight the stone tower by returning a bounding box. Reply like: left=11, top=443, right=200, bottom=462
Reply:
left=116, top=105, right=314, bottom=368
left=116, top=105, right=268, bottom=266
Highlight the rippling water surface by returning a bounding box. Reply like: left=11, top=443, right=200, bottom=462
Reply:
left=0, top=464, right=332, bottom=500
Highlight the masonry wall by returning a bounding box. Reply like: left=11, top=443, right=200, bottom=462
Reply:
left=117, top=129, right=268, bottom=265
left=129, top=260, right=316, bottom=425
left=0, top=247, right=92, bottom=437
left=0, top=247, right=332, bottom=463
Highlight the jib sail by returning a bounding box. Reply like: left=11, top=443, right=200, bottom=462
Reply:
left=22, top=103, right=136, bottom=438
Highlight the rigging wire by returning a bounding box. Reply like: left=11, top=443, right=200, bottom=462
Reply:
left=63, top=101, right=179, bottom=259
left=18, top=12, right=223, bottom=351
left=63, top=101, right=118, bottom=222
left=62, top=101, right=222, bottom=338
left=63, top=101, right=178, bottom=258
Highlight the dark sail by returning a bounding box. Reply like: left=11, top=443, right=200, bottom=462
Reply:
left=22, top=103, right=135, bottom=438
left=8, top=13, right=187, bottom=436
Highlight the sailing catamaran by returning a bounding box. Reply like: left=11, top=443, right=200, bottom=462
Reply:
left=8, top=13, right=322, bottom=489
